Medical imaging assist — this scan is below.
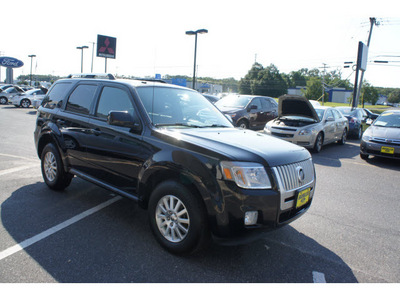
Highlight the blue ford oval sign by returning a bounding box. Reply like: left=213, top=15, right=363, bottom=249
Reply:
left=0, top=57, right=24, bottom=68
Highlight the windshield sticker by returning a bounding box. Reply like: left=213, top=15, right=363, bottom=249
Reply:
left=375, top=121, right=387, bottom=126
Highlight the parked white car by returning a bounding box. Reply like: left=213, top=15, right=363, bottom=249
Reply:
left=10, top=88, right=47, bottom=108
left=264, top=95, right=349, bottom=152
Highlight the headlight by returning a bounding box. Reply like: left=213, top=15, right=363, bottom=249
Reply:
left=299, top=129, right=312, bottom=135
left=362, top=135, right=371, bottom=142
left=220, top=161, right=272, bottom=189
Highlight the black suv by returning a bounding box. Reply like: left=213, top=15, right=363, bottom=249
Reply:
left=215, top=94, right=278, bottom=130
left=34, top=75, right=316, bottom=254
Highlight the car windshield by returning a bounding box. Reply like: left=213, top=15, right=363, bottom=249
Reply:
left=314, top=108, right=325, bottom=121
left=337, top=107, right=356, bottom=117
left=215, top=95, right=251, bottom=109
left=136, top=86, right=233, bottom=128
left=374, top=112, right=400, bottom=128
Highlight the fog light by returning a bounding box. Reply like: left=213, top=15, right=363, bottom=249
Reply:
left=244, top=211, right=258, bottom=226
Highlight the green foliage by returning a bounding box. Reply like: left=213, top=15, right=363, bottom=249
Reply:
left=361, top=83, right=379, bottom=105
left=388, top=89, right=400, bottom=103
left=239, top=63, right=288, bottom=97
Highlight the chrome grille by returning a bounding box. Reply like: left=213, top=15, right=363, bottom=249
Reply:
left=273, top=158, right=314, bottom=192
left=370, top=137, right=400, bottom=145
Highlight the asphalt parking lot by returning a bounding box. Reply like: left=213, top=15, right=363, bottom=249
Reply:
left=0, top=105, right=399, bottom=284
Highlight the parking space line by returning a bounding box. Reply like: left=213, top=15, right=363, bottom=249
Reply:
left=0, top=196, right=122, bottom=261
left=313, top=271, right=327, bottom=283
left=0, top=153, right=38, bottom=162
left=0, top=164, right=39, bottom=177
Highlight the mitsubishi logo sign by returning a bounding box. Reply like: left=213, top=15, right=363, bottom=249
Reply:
left=97, top=35, right=117, bottom=59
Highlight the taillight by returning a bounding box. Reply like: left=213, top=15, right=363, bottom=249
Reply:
left=349, top=117, right=357, bottom=124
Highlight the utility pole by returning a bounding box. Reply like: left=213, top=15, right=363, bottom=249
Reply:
left=321, top=63, right=328, bottom=105
left=354, top=17, right=378, bottom=107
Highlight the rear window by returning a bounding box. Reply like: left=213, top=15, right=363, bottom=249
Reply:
left=42, top=82, right=71, bottom=109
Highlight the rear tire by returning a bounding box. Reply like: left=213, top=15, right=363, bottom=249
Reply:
left=237, top=119, right=249, bottom=129
left=148, top=180, right=210, bottom=254
left=338, top=128, right=347, bottom=145
left=0, top=97, right=7, bottom=105
left=41, top=143, right=73, bottom=190
left=20, top=99, right=31, bottom=108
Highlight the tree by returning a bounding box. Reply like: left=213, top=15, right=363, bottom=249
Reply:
left=302, top=77, right=323, bottom=100
left=388, top=89, right=400, bottom=104
left=361, top=83, right=379, bottom=105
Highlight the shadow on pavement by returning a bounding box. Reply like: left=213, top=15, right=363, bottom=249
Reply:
left=1, top=180, right=358, bottom=283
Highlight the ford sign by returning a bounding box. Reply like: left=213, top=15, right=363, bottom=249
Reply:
left=0, top=57, right=24, bottom=68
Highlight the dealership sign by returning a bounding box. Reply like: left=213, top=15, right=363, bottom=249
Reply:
left=97, top=35, right=117, bottom=59
left=0, top=57, right=24, bottom=68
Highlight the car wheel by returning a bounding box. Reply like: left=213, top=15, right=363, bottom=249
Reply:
left=360, top=153, right=369, bottom=160
left=20, top=99, right=31, bottom=108
left=356, top=126, right=362, bottom=139
left=0, top=97, right=7, bottom=105
left=338, top=128, right=347, bottom=145
left=237, top=119, right=249, bottom=129
left=148, top=180, right=210, bottom=254
left=41, top=143, right=73, bottom=190
left=313, top=133, right=323, bottom=153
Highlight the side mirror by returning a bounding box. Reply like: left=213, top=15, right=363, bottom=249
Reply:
left=248, top=105, right=258, bottom=112
left=108, top=111, right=142, bottom=132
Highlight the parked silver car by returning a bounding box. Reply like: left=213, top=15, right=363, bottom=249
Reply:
left=264, top=95, right=349, bottom=152
left=10, top=88, right=47, bottom=108
left=360, top=110, right=400, bottom=160
left=0, top=86, right=25, bottom=105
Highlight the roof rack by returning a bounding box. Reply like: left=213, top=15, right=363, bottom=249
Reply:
left=133, top=78, right=166, bottom=83
left=67, top=73, right=116, bottom=80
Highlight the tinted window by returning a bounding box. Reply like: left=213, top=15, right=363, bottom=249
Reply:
left=261, top=98, right=272, bottom=110
left=251, top=98, right=262, bottom=109
left=96, top=86, right=134, bottom=120
left=66, top=84, right=97, bottom=115
left=42, top=82, right=71, bottom=109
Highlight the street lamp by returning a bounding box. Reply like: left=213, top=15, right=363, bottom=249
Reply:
left=28, top=54, right=36, bottom=86
left=186, top=29, right=208, bottom=90
left=76, top=46, right=89, bottom=73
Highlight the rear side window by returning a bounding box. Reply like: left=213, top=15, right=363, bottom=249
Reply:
left=42, top=82, right=71, bottom=109
left=65, top=84, right=97, bottom=115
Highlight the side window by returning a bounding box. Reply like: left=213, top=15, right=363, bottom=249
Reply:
left=332, top=109, right=342, bottom=119
left=42, top=82, right=71, bottom=109
left=96, top=86, right=134, bottom=120
left=261, top=98, right=272, bottom=110
left=326, top=110, right=334, bottom=120
left=65, top=84, right=97, bottom=115
left=251, top=98, right=262, bottom=110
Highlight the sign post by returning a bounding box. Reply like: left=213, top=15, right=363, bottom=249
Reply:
left=96, top=35, right=117, bottom=73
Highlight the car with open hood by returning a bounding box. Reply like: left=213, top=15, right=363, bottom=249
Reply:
left=360, top=110, right=400, bottom=160
left=264, top=95, right=349, bottom=153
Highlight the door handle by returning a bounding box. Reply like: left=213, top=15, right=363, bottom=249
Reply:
left=91, top=128, right=101, bottom=136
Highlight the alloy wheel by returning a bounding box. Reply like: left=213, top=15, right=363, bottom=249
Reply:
left=155, top=195, right=190, bottom=243
left=44, top=151, right=57, bottom=182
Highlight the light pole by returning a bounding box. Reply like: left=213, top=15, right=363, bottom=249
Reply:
left=28, top=54, right=36, bottom=86
left=186, top=29, right=208, bottom=90
left=76, top=46, right=89, bottom=73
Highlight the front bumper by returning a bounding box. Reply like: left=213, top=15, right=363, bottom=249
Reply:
left=360, top=139, right=400, bottom=160
left=265, top=128, right=316, bottom=149
left=211, top=158, right=316, bottom=238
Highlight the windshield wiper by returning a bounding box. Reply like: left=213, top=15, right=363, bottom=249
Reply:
left=200, top=124, right=231, bottom=128
left=155, top=123, right=202, bottom=128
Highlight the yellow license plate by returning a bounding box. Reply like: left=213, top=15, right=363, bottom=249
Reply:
left=381, top=146, right=395, bottom=154
left=296, top=187, right=311, bottom=209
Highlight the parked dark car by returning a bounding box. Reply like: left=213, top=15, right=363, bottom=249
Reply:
left=363, top=108, right=379, bottom=120
left=215, top=95, right=278, bottom=130
left=360, top=110, right=400, bottom=160
left=337, top=107, right=370, bottom=139
left=34, top=75, right=316, bottom=254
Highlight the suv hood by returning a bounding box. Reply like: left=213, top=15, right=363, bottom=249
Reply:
left=156, top=128, right=311, bottom=167
left=278, top=95, right=319, bottom=122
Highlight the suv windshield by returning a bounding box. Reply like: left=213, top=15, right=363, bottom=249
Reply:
left=136, top=86, right=233, bottom=128
left=215, top=95, right=251, bottom=108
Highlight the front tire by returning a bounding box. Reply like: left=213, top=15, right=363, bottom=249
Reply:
left=237, top=119, right=249, bottom=129
left=338, top=128, right=347, bottom=145
left=20, top=99, right=31, bottom=108
left=148, top=180, right=210, bottom=254
left=313, top=133, right=323, bottom=153
left=41, top=143, right=73, bottom=190
left=0, top=97, right=7, bottom=105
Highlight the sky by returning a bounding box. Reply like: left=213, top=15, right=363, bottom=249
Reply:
left=1, top=0, right=400, bottom=88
